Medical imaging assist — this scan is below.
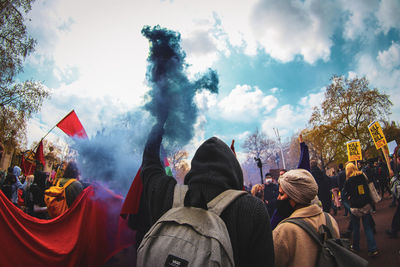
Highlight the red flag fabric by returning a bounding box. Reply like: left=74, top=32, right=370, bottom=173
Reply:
left=35, top=140, right=45, bottom=166
left=120, top=168, right=142, bottom=219
left=57, top=110, right=88, bottom=139
left=21, top=155, right=36, bottom=176
left=230, top=139, right=236, bottom=157
left=0, top=184, right=135, bottom=266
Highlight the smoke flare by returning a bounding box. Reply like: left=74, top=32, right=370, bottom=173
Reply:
left=142, top=25, right=219, bottom=148
left=72, top=25, right=219, bottom=195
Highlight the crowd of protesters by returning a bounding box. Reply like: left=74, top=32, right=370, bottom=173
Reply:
left=0, top=161, right=84, bottom=220
left=245, top=137, right=400, bottom=265
left=1, top=129, right=400, bottom=267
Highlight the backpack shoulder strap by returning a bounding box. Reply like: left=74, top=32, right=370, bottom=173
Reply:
left=285, top=217, right=324, bottom=247
left=323, top=212, right=335, bottom=238
left=207, top=190, right=247, bottom=216
left=62, top=178, right=77, bottom=188
left=172, top=184, right=188, bottom=208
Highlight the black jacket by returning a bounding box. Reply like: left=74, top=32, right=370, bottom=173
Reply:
left=134, top=124, right=274, bottom=267
left=337, top=169, right=346, bottom=191
left=343, top=174, right=372, bottom=208
left=310, top=166, right=331, bottom=205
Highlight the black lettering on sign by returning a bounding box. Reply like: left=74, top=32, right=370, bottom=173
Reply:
left=370, top=124, right=383, bottom=142
left=348, top=143, right=359, bottom=156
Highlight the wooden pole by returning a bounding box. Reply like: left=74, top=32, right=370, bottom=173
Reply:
left=382, top=145, right=394, bottom=177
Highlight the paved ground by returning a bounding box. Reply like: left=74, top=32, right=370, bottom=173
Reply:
left=333, top=195, right=400, bottom=267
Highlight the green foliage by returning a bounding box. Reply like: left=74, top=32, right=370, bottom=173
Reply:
left=0, top=0, right=50, bottom=149
left=0, top=0, right=36, bottom=85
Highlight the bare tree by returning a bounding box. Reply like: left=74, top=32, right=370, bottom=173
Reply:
left=242, top=128, right=276, bottom=163
left=167, top=146, right=190, bottom=184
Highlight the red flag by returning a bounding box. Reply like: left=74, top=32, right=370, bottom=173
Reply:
left=57, top=110, right=88, bottom=139
left=21, top=155, right=35, bottom=176
left=35, top=140, right=45, bottom=166
left=120, top=168, right=143, bottom=219
left=230, top=139, right=236, bottom=157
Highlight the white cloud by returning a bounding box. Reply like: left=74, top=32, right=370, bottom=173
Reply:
left=194, top=90, right=218, bottom=111
left=376, top=0, right=400, bottom=34
left=261, top=103, right=314, bottom=139
left=249, top=0, right=339, bottom=63
left=377, top=42, right=400, bottom=69
left=238, top=131, right=251, bottom=141
left=270, top=87, right=280, bottom=94
left=299, top=88, right=326, bottom=108
left=261, top=87, right=326, bottom=138
left=340, top=0, right=379, bottom=40
left=352, top=51, right=400, bottom=122
left=217, top=85, right=278, bottom=121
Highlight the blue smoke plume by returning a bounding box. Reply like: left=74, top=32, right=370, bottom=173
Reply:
left=141, top=25, right=218, bottom=148
left=72, top=25, right=219, bottom=196
left=73, top=110, right=152, bottom=195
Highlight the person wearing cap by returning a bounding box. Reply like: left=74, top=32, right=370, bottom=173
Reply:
left=273, top=169, right=340, bottom=267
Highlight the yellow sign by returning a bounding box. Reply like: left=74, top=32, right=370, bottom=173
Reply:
left=346, top=140, right=362, bottom=161
left=358, top=184, right=365, bottom=195
left=368, top=121, right=387, bottom=150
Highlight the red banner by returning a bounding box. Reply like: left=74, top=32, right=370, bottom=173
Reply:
left=120, top=168, right=142, bottom=219
left=35, top=140, right=45, bottom=166
left=21, top=155, right=36, bottom=176
left=0, top=184, right=135, bottom=266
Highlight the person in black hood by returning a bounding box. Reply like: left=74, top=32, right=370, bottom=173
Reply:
left=310, top=160, right=332, bottom=213
left=132, top=122, right=274, bottom=267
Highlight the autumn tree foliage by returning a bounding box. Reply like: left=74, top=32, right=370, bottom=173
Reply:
left=305, top=75, right=392, bottom=167
left=0, top=0, right=50, bottom=149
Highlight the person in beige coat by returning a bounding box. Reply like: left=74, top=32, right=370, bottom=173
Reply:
left=273, top=169, right=340, bottom=267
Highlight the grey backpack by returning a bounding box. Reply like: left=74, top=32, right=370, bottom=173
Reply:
left=137, top=184, right=246, bottom=267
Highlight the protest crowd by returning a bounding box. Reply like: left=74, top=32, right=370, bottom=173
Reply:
left=1, top=116, right=399, bottom=267
left=1, top=8, right=399, bottom=265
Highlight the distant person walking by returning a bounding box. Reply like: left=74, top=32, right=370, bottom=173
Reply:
left=343, top=163, right=379, bottom=256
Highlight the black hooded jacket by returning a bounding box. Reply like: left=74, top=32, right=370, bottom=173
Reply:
left=310, top=165, right=332, bottom=211
left=135, top=124, right=274, bottom=267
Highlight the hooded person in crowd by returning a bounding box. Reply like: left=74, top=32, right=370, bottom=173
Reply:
left=57, top=161, right=84, bottom=208
left=310, top=160, right=332, bottom=213
left=25, top=172, right=49, bottom=219
left=2, top=166, right=26, bottom=206
left=273, top=169, right=340, bottom=267
left=131, top=122, right=274, bottom=267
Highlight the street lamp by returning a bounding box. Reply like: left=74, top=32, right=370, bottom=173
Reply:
left=254, top=157, right=263, bottom=184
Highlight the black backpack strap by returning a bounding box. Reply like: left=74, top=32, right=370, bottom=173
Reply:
left=322, top=212, right=336, bottom=239
left=285, top=217, right=324, bottom=247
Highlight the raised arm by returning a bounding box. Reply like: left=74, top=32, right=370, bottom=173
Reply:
left=297, top=134, right=310, bottom=171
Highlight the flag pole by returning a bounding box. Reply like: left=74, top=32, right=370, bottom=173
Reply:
left=23, top=110, right=77, bottom=175
left=29, top=109, right=75, bottom=153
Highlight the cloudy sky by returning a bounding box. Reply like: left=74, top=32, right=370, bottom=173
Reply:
left=19, top=0, right=400, bottom=157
